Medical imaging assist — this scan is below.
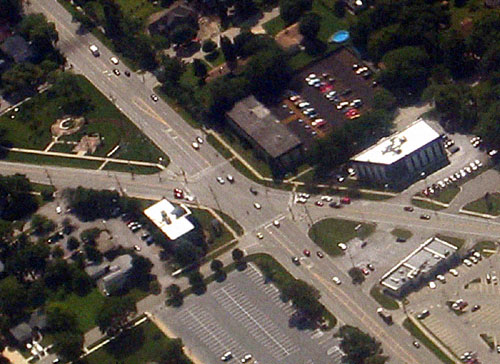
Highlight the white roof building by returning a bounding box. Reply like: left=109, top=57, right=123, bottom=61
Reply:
left=351, top=119, right=440, bottom=165
left=144, top=199, right=194, bottom=240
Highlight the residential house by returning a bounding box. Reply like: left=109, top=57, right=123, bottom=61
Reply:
left=148, top=3, right=198, bottom=36
left=0, top=35, right=34, bottom=63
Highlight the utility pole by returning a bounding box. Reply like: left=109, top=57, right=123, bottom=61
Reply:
left=208, top=185, right=223, bottom=213
left=113, top=174, right=124, bottom=195
left=181, top=168, right=187, bottom=184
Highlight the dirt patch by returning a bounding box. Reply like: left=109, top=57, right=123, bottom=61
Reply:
left=275, top=23, right=303, bottom=51
left=50, top=116, right=85, bottom=137
left=206, top=58, right=249, bottom=82
left=73, top=134, right=101, bottom=155
left=198, top=16, right=220, bottom=40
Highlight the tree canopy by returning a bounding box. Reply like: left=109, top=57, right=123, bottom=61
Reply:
left=96, top=296, right=137, bottom=335
left=299, top=12, right=321, bottom=40
left=0, top=174, right=38, bottom=221
left=338, top=325, right=388, bottom=364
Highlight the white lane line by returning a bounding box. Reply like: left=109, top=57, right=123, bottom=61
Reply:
left=220, top=287, right=290, bottom=356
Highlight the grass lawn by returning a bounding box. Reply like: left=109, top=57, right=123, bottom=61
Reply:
left=431, top=186, right=460, bottom=204
left=191, top=208, right=234, bottom=251
left=472, top=240, right=497, bottom=256
left=308, top=218, right=376, bottom=256
left=402, top=318, right=455, bottom=364
left=463, top=192, right=500, bottom=216
left=83, top=320, right=192, bottom=364
left=102, top=162, right=161, bottom=175
left=5, top=151, right=104, bottom=169
left=369, top=285, right=399, bottom=310
left=49, top=288, right=105, bottom=333
left=217, top=209, right=244, bottom=236
left=391, top=228, right=413, bottom=241
left=411, top=198, right=446, bottom=211
left=262, top=16, right=286, bottom=36
left=206, top=134, right=233, bottom=159
left=114, top=0, right=162, bottom=24
left=313, top=0, right=348, bottom=43
left=436, top=234, right=465, bottom=250
left=1, top=75, right=168, bottom=167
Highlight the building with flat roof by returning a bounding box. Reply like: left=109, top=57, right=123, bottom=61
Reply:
left=226, top=96, right=303, bottom=172
left=144, top=199, right=194, bottom=241
left=380, top=236, right=459, bottom=297
left=351, top=119, right=448, bottom=187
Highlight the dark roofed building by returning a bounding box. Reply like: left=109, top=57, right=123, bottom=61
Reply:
left=28, top=310, right=48, bottom=331
left=226, top=96, right=303, bottom=171
left=485, top=0, right=500, bottom=7
left=10, top=322, right=32, bottom=344
left=0, top=35, right=33, bottom=63
left=148, top=3, right=197, bottom=36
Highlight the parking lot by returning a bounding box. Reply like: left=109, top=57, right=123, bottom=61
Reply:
left=156, top=263, right=345, bottom=364
left=407, top=250, right=500, bottom=363
left=269, top=48, right=376, bottom=146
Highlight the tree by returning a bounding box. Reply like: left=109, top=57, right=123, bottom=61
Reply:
left=44, top=259, right=73, bottom=290
left=50, top=73, right=92, bottom=116
left=220, top=36, right=236, bottom=63
left=188, top=270, right=206, bottom=293
left=334, top=0, right=345, bottom=18
left=1, top=62, right=45, bottom=96
left=171, top=24, right=197, bottom=45
left=132, top=34, right=157, bottom=71
left=232, top=248, right=244, bottom=262
left=372, top=88, right=397, bottom=112
left=299, top=13, right=321, bottom=40
left=166, top=283, right=183, bottom=306
left=234, top=0, right=257, bottom=18
left=210, top=259, right=223, bottom=272
left=64, top=187, right=120, bottom=222
left=0, top=0, right=22, bottom=24
left=348, top=267, right=365, bottom=285
left=202, top=39, right=217, bottom=53
left=71, top=268, right=93, bottom=296
left=0, top=276, right=27, bottom=319
left=52, top=331, right=84, bottom=362
left=338, top=325, right=388, bottom=364
left=30, top=214, right=56, bottom=236
left=280, top=0, right=312, bottom=24
left=19, top=14, right=59, bottom=56
left=193, top=59, right=207, bottom=79
left=378, top=46, right=430, bottom=97
left=475, top=102, right=500, bottom=148
left=67, top=237, right=79, bottom=251
left=281, top=279, right=324, bottom=321
left=96, top=296, right=137, bottom=335
left=102, top=0, right=124, bottom=39
left=0, top=174, right=38, bottom=221
left=158, top=55, right=185, bottom=86
left=131, top=255, right=153, bottom=284
left=47, top=304, right=79, bottom=332
left=244, top=49, right=292, bottom=99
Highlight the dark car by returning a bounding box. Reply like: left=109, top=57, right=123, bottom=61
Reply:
left=292, top=257, right=300, bottom=266
left=420, top=214, right=431, bottom=220
left=404, top=206, right=414, bottom=212
left=124, top=70, right=131, bottom=77
left=316, top=251, right=324, bottom=258
left=329, top=201, right=342, bottom=208
left=249, top=187, right=258, bottom=195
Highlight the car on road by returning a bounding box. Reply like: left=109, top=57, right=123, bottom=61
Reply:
left=340, top=197, right=351, bottom=204
left=110, top=56, right=119, bottom=65
left=124, top=70, right=130, bottom=77
left=56, top=206, right=62, bottom=214
left=303, top=249, right=311, bottom=257
left=89, top=44, right=99, bottom=56
left=150, top=94, right=158, bottom=102
left=396, top=237, right=407, bottom=243
left=250, top=187, right=258, bottom=195
left=329, top=201, right=342, bottom=208
left=404, top=206, right=414, bottom=212
left=220, top=351, right=232, bottom=361
left=428, top=281, right=436, bottom=289
left=217, top=176, right=225, bottom=184
left=292, top=256, right=300, bottom=265
left=196, top=136, right=203, bottom=144
left=273, top=220, right=280, bottom=227
left=321, top=196, right=333, bottom=202
left=463, top=259, right=472, bottom=267
left=241, top=354, right=252, bottom=363
left=436, top=274, right=446, bottom=283
left=413, top=341, right=420, bottom=348
left=471, top=304, right=481, bottom=312
left=316, top=251, right=324, bottom=258
left=332, top=276, right=341, bottom=285
left=253, top=202, right=261, bottom=210
left=449, top=268, right=459, bottom=276
left=226, top=174, right=234, bottom=183
left=497, top=345, right=500, bottom=354
left=255, top=231, right=264, bottom=239
left=367, top=263, right=375, bottom=271
left=338, top=243, right=347, bottom=251
left=420, top=214, right=431, bottom=220
left=361, top=267, right=370, bottom=275
left=417, top=310, right=430, bottom=319
left=173, top=188, right=184, bottom=199
left=315, top=200, right=324, bottom=207
left=191, top=142, right=200, bottom=150
left=113, top=69, right=120, bottom=76
left=133, top=245, right=141, bottom=251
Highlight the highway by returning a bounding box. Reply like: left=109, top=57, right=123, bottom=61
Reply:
left=9, top=1, right=500, bottom=363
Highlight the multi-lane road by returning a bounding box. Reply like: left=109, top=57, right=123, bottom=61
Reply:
left=8, top=1, right=500, bottom=363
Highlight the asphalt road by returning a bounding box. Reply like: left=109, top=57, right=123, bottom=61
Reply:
left=12, top=1, right=500, bottom=363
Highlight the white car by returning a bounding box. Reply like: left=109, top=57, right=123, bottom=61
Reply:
left=256, top=232, right=263, bottom=239
left=226, top=174, right=234, bottom=183
left=449, top=269, right=458, bottom=276
left=474, top=159, right=483, bottom=167
left=241, top=354, right=252, bottom=363
left=216, top=176, right=225, bottom=184
left=428, top=281, right=436, bottom=289
left=338, top=243, right=347, bottom=251
left=56, top=206, right=62, bottom=214
left=254, top=202, right=261, bottom=210
left=436, top=274, right=446, bottom=283
left=110, top=56, right=119, bottom=65
left=220, top=351, right=232, bottom=361
left=321, top=196, right=333, bottom=202
left=192, top=142, right=200, bottom=150
left=463, top=259, right=472, bottom=267
left=133, top=245, right=141, bottom=251
left=332, top=276, right=341, bottom=285
left=273, top=220, right=280, bottom=227
left=196, top=137, right=203, bottom=144
left=150, top=94, right=158, bottom=102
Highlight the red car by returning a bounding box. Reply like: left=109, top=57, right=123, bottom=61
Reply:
left=340, top=197, right=351, bottom=204
left=316, top=251, right=324, bottom=258
left=361, top=267, right=370, bottom=275
left=345, top=108, right=358, bottom=116
left=315, top=200, right=324, bottom=207
left=173, top=188, right=184, bottom=199
left=303, top=249, right=311, bottom=257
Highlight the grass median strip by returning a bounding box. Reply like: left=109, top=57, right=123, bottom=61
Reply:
left=463, top=192, right=500, bottom=216
left=411, top=198, right=446, bottom=211
left=402, top=318, right=455, bottom=364
left=369, top=285, right=399, bottom=310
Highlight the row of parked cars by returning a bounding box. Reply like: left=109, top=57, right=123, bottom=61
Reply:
left=422, top=160, right=483, bottom=197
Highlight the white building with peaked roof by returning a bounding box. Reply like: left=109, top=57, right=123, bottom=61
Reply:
left=144, top=199, right=195, bottom=240
left=351, top=119, right=448, bottom=187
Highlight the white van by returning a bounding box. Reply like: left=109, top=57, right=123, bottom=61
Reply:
left=89, top=44, right=99, bottom=56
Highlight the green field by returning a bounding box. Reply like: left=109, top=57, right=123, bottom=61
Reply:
left=391, top=228, right=413, bottom=241
left=262, top=16, right=286, bottom=36
left=308, top=218, right=376, bottom=256
left=369, top=285, right=399, bottom=310
left=83, top=320, right=192, bottom=364
left=431, top=186, right=460, bottom=204
left=411, top=198, right=446, bottom=211
left=191, top=208, right=234, bottom=250
left=463, top=192, right=500, bottom=216
left=1, top=75, right=168, bottom=168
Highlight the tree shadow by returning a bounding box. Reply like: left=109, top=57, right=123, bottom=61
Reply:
left=105, top=326, right=145, bottom=359
left=288, top=312, right=317, bottom=331
left=175, top=41, right=201, bottom=58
